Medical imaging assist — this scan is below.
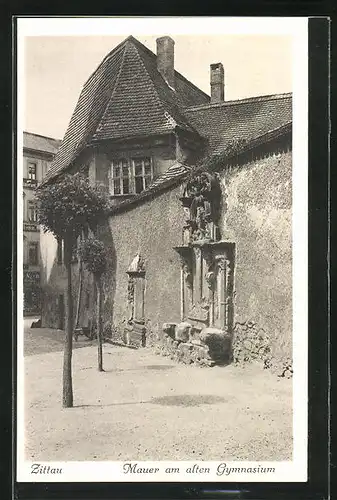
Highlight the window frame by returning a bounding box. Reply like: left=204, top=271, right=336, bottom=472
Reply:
left=27, top=200, right=38, bottom=222
left=27, top=161, right=37, bottom=180
left=110, top=157, right=153, bottom=196
left=132, top=157, right=153, bottom=193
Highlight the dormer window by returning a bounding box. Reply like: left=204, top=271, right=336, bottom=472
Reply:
left=111, top=159, right=130, bottom=195
left=110, top=157, right=153, bottom=195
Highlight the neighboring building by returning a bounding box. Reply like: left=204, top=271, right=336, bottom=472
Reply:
left=40, top=36, right=292, bottom=364
left=23, top=132, right=61, bottom=315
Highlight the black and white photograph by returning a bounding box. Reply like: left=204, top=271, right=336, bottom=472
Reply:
left=17, top=17, right=308, bottom=482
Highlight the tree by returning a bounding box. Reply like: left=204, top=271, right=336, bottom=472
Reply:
left=78, top=237, right=107, bottom=372
left=74, top=229, right=85, bottom=331
left=36, top=173, right=109, bottom=407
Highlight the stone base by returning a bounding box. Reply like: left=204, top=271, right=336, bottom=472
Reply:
left=123, top=321, right=146, bottom=347
left=157, top=322, right=232, bottom=367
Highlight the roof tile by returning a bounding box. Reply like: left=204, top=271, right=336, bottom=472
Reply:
left=184, top=93, right=292, bottom=155
left=44, top=36, right=209, bottom=184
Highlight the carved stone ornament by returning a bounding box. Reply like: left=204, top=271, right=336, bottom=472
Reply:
left=194, top=246, right=202, bottom=259
left=127, top=253, right=145, bottom=275
left=182, top=263, right=193, bottom=288
left=188, top=300, right=209, bottom=323
left=180, top=171, right=221, bottom=244
left=205, top=271, right=216, bottom=290
left=127, top=277, right=135, bottom=303
left=216, top=258, right=226, bottom=272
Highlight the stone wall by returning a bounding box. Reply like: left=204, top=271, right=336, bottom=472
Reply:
left=40, top=145, right=292, bottom=364
left=108, top=186, right=185, bottom=329
left=220, top=149, right=292, bottom=359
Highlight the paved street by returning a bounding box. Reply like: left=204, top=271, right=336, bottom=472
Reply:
left=24, top=326, right=292, bottom=461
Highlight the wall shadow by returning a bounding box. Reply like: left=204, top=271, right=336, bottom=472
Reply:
left=98, top=218, right=117, bottom=326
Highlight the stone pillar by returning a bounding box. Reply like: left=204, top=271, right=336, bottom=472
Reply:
left=216, top=257, right=225, bottom=329
left=180, top=266, right=185, bottom=321
left=194, top=247, right=202, bottom=302
left=134, top=277, right=145, bottom=322
left=208, top=279, right=215, bottom=327
left=224, top=259, right=231, bottom=329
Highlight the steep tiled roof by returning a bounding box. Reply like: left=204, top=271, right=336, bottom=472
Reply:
left=44, top=36, right=210, bottom=184
left=184, top=93, right=292, bottom=156
left=43, top=34, right=292, bottom=199
left=23, top=132, right=61, bottom=155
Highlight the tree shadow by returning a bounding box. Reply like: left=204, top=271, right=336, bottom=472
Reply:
left=75, top=400, right=150, bottom=408
left=103, top=364, right=174, bottom=373
left=75, top=394, right=227, bottom=409
left=150, top=394, right=227, bottom=407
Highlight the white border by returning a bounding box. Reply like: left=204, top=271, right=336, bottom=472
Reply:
left=17, top=16, right=308, bottom=483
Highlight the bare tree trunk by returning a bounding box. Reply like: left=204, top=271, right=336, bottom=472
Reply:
left=95, top=275, right=103, bottom=372
left=63, top=238, right=74, bottom=407
left=74, top=232, right=84, bottom=330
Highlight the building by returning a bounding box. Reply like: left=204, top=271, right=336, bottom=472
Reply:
left=40, top=36, right=292, bottom=365
left=23, top=132, right=61, bottom=315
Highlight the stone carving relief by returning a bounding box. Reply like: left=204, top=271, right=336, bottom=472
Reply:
left=126, top=253, right=145, bottom=325
left=127, top=276, right=135, bottom=304
left=182, top=262, right=193, bottom=289
left=205, top=270, right=216, bottom=290
left=174, top=171, right=234, bottom=335
left=188, top=299, right=209, bottom=324
left=181, top=171, right=221, bottom=244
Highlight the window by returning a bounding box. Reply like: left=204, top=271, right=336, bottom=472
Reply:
left=111, top=159, right=130, bottom=195
left=133, top=157, right=153, bottom=193
left=28, top=242, right=38, bottom=266
left=110, top=158, right=153, bottom=195
left=27, top=200, right=38, bottom=222
left=28, top=162, right=37, bottom=180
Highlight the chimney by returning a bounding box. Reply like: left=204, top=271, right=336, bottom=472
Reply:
left=210, top=62, right=224, bottom=103
left=156, top=36, right=175, bottom=89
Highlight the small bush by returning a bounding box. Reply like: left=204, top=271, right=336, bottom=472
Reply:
left=264, top=355, right=293, bottom=378
left=78, top=237, right=107, bottom=276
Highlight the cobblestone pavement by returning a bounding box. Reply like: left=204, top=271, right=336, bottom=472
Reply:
left=23, top=327, right=292, bottom=461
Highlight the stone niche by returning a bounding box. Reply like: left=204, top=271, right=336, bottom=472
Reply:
left=161, top=171, right=235, bottom=366
left=124, top=254, right=146, bottom=347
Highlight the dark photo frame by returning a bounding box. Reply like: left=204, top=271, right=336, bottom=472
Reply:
left=2, top=12, right=330, bottom=500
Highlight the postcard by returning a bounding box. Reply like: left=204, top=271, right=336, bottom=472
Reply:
left=16, top=16, right=308, bottom=483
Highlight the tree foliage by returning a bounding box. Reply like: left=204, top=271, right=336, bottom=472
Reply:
left=35, top=172, right=110, bottom=405
left=78, top=236, right=107, bottom=372
left=78, top=237, right=107, bottom=277
left=36, top=173, right=110, bottom=239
